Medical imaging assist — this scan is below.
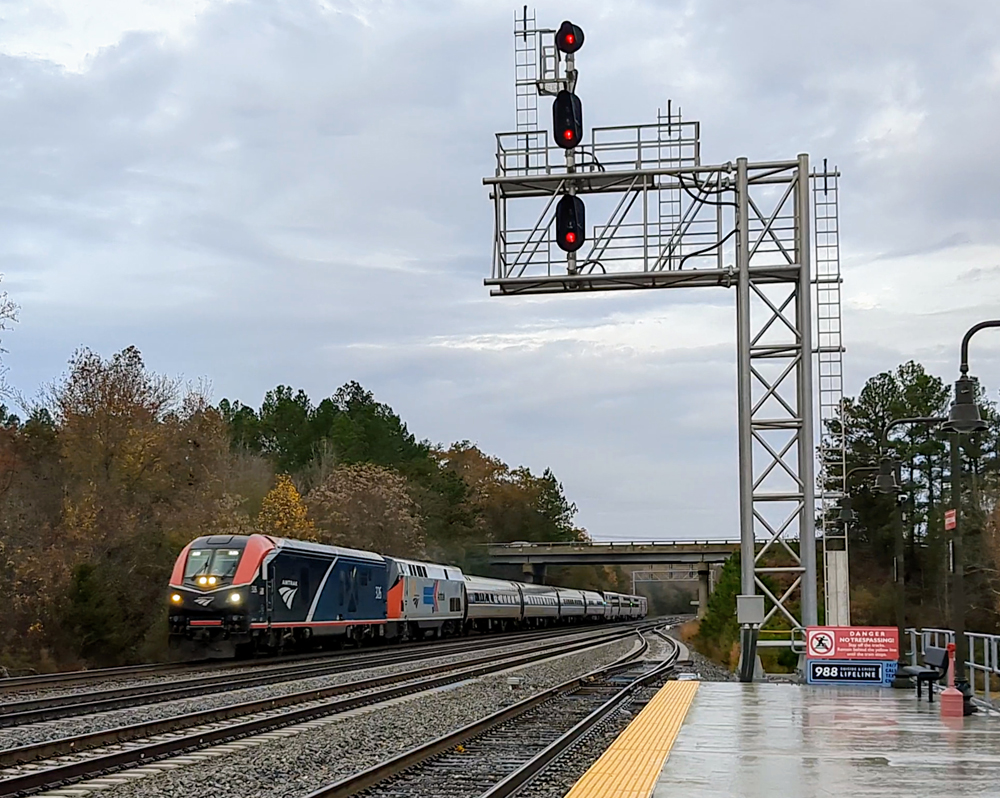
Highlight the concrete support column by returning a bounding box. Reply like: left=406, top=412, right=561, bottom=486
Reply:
left=697, top=564, right=710, bottom=619
left=521, top=563, right=546, bottom=584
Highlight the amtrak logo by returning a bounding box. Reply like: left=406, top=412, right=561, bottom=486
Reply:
left=278, top=585, right=298, bottom=609
left=194, top=596, right=214, bottom=607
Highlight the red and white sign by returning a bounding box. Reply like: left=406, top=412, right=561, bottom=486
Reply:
left=945, top=509, right=957, bottom=531
left=806, top=627, right=898, bottom=660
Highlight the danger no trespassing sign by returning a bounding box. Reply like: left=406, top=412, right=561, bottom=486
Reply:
left=806, top=627, right=899, bottom=660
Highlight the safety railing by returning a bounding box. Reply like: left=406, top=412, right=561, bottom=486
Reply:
left=906, top=627, right=1000, bottom=708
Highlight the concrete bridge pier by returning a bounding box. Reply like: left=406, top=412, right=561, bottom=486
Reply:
left=697, top=564, right=710, bottom=619
left=521, top=563, right=547, bottom=584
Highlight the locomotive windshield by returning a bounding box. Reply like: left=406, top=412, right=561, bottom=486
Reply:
left=184, top=548, right=242, bottom=583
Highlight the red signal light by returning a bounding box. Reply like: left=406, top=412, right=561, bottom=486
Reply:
left=562, top=129, right=573, bottom=141
left=556, top=195, right=585, bottom=252
left=556, top=21, right=584, bottom=54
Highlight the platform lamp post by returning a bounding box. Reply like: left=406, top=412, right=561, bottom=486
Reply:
left=875, top=416, right=945, bottom=685
left=941, top=319, right=999, bottom=715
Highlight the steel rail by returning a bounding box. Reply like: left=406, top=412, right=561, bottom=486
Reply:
left=0, top=622, right=637, bottom=695
left=303, top=630, right=676, bottom=798
left=0, top=624, right=635, bottom=726
left=0, top=627, right=646, bottom=797
left=481, top=641, right=678, bottom=798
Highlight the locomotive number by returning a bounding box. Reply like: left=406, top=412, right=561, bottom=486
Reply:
left=375, top=586, right=383, bottom=599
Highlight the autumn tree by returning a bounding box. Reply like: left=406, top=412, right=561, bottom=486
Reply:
left=257, top=474, right=314, bottom=538
left=49, top=348, right=234, bottom=663
left=307, top=463, right=425, bottom=558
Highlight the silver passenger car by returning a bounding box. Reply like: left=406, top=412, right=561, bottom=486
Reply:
left=555, top=587, right=586, bottom=619
left=464, top=575, right=522, bottom=631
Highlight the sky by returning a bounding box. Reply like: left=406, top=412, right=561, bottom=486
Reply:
left=1, top=0, right=999, bottom=541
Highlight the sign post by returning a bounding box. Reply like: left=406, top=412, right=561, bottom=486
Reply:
left=805, top=626, right=899, bottom=687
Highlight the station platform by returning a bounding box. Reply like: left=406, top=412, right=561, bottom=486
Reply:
left=565, top=680, right=1000, bottom=798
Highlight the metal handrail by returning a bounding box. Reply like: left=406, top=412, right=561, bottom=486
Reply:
left=905, top=626, right=999, bottom=707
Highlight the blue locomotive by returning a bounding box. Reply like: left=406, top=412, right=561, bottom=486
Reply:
left=168, top=533, right=647, bottom=657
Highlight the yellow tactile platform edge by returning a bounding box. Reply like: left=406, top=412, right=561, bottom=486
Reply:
left=564, top=680, right=699, bottom=798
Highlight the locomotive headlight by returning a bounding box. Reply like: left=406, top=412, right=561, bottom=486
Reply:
left=197, top=576, right=208, bottom=585
left=207, top=576, right=217, bottom=586
left=228, top=592, right=242, bottom=605
left=171, top=593, right=182, bottom=604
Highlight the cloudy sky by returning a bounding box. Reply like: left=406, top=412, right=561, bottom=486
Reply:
left=2, top=0, right=999, bottom=541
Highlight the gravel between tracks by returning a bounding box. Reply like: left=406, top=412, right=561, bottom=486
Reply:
left=496, top=636, right=736, bottom=798
left=0, top=633, right=619, bottom=752
left=674, top=647, right=738, bottom=681
left=660, top=626, right=737, bottom=682
left=94, top=638, right=636, bottom=798
left=3, top=631, right=594, bottom=703
left=514, top=684, right=658, bottom=798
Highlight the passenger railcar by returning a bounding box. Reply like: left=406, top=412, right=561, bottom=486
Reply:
left=463, top=575, right=523, bottom=632
left=582, top=590, right=607, bottom=619
left=555, top=587, right=586, bottom=620
left=519, top=582, right=560, bottom=626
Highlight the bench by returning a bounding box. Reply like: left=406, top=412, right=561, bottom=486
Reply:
left=898, top=646, right=949, bottom=701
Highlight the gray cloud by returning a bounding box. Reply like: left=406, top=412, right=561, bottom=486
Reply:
left=2, top=0, right=1000, bottom=540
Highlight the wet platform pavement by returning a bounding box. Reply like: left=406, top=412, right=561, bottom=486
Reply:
left=654, top=682, right=1000, bottom=797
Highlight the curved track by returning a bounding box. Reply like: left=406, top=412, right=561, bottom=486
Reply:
left=303, top=628, right=677, bottom=798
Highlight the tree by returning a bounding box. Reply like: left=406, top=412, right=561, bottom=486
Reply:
left=257, top=475, right=313, bottom=538
left=43, top=347, right=235, bottom=664
left=0, top=275, right=19, bottom=396
left=307, top=463, right=425, bottom=558
left=828, top=361, right=1000, bottom=632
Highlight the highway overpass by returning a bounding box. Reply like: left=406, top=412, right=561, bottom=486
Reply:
left=487, top=540, right=740, bottom=617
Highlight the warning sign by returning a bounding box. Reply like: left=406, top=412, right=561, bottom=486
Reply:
left=945, top=509, right=957, bottom=531
left=806, top=627, right=898, bottom=660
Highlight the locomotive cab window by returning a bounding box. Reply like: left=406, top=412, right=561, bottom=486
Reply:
left=184, top=548, right=242, bottom=585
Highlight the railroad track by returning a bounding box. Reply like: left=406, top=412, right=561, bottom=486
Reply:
left=0, top=624, right=640, bottom=727
left=0, top=624, right=646, bottom=797
left=303, top=629, right=677, bottom=798
left=0, top=622, right=648, bottom=697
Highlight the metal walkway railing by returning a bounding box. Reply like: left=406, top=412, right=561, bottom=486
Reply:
left=906, top=627, right=1000, bottom=708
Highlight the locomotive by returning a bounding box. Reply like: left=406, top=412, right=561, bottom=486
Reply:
left=168, top=533, right=647, bottom=658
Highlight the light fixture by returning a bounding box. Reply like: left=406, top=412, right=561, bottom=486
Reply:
left=171, top=593, right=182, bottom=604
left=942, top=375, right=989, bottom=434
left=874, top=456, right=899, bottom=495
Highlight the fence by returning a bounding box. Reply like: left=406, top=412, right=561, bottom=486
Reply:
left=906, top=627, right=1000, bottom=708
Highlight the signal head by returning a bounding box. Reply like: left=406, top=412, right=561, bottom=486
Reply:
left=552, top=89, right=583, bottom=149
left=555, top=195, right=586, bottom=253
left=556, top=21, right=584, bottom=54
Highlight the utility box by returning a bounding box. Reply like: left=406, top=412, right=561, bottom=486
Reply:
left=737, top=594, right=765, bottom=627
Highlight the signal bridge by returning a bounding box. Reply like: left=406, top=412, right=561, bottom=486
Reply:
left=487, top=10, right=849, bottom=664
